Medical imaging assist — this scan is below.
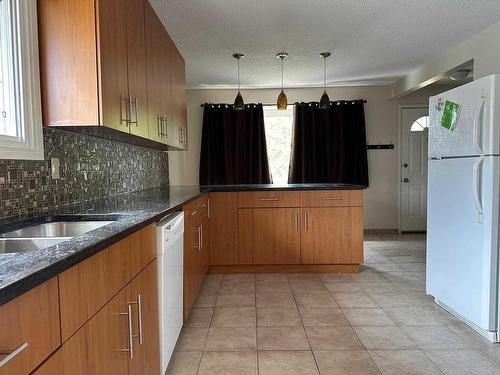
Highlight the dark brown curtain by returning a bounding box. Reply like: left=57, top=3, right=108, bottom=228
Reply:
left=288, top=100, right=369, bottom=186
left=199, top=103, right=272, bottom=185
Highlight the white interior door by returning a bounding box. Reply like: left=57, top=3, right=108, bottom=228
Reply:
left=401, top=107, right=429, bottom=232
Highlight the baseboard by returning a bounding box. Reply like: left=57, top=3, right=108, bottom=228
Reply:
left=364, top=228, right=399, bottom=234
left=208, top=264, right=360, bottom=274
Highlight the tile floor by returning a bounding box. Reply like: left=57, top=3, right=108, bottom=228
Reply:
left=167, top=233, right=500, bottom=375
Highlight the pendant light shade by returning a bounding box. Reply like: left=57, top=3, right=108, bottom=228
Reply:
left=319, top=52, right=331, bottom=109
left=276, top=52, right=288, bottom=111
left=233, top=53, right=245, bottom=110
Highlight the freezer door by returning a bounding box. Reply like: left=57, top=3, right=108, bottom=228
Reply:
left=427, top=156, right=499, bottom=331
left=429, top=75, right=500, bottom=158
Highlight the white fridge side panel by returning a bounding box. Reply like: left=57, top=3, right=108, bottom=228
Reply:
left=426, top=156, right=499, bottom=331
left=429, top=75, right=500, bottom=158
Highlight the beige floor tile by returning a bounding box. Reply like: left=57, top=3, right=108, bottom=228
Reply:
left=368, top=349, right=442, bottom=375
left=219, top=280, right=256, bottom=295
left=175, top=327, right=209, bottom=351
left=370, top=292, right=434, bottom=307
left=383, top=306, right=456, bottom=326
left=323, top=281, right=364, bottom=293
left=354, top=326, right=417, bottom=350
left=294, top=290, right=338, bottom=307
left=478, top=346, right=500, bottom=366
left=447, top=324, right=497, bottom=349
left=166, top=351, right=202, bottom=375
left=332, top=291, right=378, bottom=308
left=256, top=292, right=296, bottom=307
left=257, top=307, right=302, bottom=327
left=205, top=327, right=257, bottom=351
left=258, top=350, right=319, bottom=375
left=223, top=274, right=255, bottom=282
left=256, top=273, right=289, bottom=282
left=184, top=308, right=214, bottom=328
left=313, top=350, right=380, bottom=375
left=319, top=273, right=355, bottom=282
left=256, top=280, right=292, bottom=294
left=211, top=307, right=256, bottom=327
left=194, top=293, right=218, bottom=308
left=305, top=326, right=363, bottom=350
left=197, top=351, right=258, bottom=375
left=216, top=293, right=255, bottom=307
left=299, top=307, right=349, bottom=327
left=351, top=271, right=388, bottom=282
left=342, top=308, right=395, bottom=326
left=424, top=349, right=500, bottom=375
left=257, top=326, right=310, bottom=350
left=401, top=326, right=470, bottom=349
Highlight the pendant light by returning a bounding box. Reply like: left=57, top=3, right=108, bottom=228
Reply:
left=319, top=52, right=331, bottom=109
left=276, top=52, right=288, bottom=110
left=233, top=53, right=244, bottom=110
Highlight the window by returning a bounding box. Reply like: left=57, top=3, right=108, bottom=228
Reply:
left=0, top=0, right=43, bottom=159
left=410, top=116, right=429, bottom=132
left=264, top=107, right=293, bottom=184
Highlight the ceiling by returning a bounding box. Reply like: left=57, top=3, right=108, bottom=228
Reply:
left=149, top=0, right=500, bottom=89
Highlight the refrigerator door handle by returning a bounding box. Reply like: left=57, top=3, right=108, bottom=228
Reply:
left=473, top=157, right=484, bottom=223
left=473, top=98, right=485, bottom=155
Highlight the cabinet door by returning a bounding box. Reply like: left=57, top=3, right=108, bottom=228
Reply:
left=97, top=0, right=129, bottom=132
left=169, top=43, right=187, bottom=149
left=127, top=260, right=160, bottom=375
left=199, top=209, right=210, bottom=281
left=209, top=192, right=238, bottom=265
left=34, top=287, right=130, bottom=375
left=183, top=210, right=198, bottom=320
left=125, top=0, right=149, bottom=139
left=301, top=207, right=363, bottom=264
left=238, top=208, right=301, bottom=264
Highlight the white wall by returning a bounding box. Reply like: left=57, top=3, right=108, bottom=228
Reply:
left=392, top=19, right=500, bottom=97
left=169, top=84, right=453, bottom=229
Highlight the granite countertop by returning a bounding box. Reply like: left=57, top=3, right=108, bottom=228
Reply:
left=0, top=183, right=364, bottom=305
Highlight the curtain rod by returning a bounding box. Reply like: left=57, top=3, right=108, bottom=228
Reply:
left=200, top=100, right=367, bottom=108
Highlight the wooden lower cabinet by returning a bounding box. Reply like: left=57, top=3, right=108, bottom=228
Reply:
left=0, top=278, right=60, bottom=375
left=301, top=207, right=363, bottom=264
left=209, top=192, right=238, bottom=265
left=238, top=208, right=301, bottom=264
left=34, top=260, right=160, bottom=375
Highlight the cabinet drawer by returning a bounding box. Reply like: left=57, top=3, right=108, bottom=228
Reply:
left=0, top=277, right=60, bottom=374
left=238, top=191, right=300, bottom=208
left=300, top=190, right=363, bottom=207
left=184, top=194, right=208, bottom=217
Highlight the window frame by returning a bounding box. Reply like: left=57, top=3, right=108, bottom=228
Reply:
left=0, top=0, right=44, bottom=160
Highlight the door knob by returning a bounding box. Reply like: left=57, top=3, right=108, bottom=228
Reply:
left=403, top=163, right=408, bottom=168
left=403, top=178, right=409, bottom=183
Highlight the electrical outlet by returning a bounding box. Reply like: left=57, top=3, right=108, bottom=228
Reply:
left=51, top=158, right=60, bottom=179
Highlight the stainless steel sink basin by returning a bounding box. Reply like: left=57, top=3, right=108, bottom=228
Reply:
left=0, top=221, right=115, bottom=239
left=0, top=238, right=69, bottom=254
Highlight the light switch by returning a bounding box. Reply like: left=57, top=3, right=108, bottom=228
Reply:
left=51, top=157, right=60, bottom=179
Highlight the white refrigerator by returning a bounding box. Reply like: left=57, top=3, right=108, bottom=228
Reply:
left=427, top=74, right=500, bottom=342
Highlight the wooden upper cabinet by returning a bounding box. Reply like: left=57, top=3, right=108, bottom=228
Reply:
left=170, top=42, right=188, bottom=149
left=238, top=208, right=301, bottom=265
left=125, top=0, right=149, bottom=139
left=38, top=0, right=187, bottom=150
left=97, top=0, right=129, bottom=133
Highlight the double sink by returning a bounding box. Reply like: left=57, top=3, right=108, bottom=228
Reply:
left=0, top=215, right=121, bottom=254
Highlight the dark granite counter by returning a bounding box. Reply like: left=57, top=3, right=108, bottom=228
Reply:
left=0, top=183, right=364, bottom=305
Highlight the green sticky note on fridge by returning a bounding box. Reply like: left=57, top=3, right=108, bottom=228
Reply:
left=441, top=100, right=460, bottom=130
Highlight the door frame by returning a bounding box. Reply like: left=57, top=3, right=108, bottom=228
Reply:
left=398, top=105, right=429, bottom=233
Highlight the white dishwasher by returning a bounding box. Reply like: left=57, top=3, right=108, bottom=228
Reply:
left=156, top=212, right=184, bottom=375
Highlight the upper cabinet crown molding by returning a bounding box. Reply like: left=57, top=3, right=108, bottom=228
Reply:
left=37, top=0, right=187, bottom=151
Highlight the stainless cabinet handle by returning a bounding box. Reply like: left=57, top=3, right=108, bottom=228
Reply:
left=129, top=97, right=138, bottom=127
left=193, top=227, right=201, bottom=248
left=200, top=224, right=203, bottom=249
left=323, top=197, right=342, bottom=200
left=119, top=305, right=134, bottom=359
left=207, top=198, right=210, bottom=218
left=259, top=198, right=279, bottom=201
left=295, top=212, right=299, bottom=231
left=190, top=209, right=198, bottom=216
left=128, top=295, right=144, bottom=345
left=163, top=117, right=168, bottom=138
left=304, top=211, right=308, bottom=231
left=0, top=342, right=29, bottom=368
left=157, top=115, right=162, bottom=137
left=121, top=98, right=130, bottom=126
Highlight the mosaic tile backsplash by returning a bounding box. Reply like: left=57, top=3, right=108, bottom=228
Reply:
left=0, top=127, right=169, bottom=220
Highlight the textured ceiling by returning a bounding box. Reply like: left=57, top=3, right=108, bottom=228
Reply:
left=149, top=0, right=500, bottom=89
